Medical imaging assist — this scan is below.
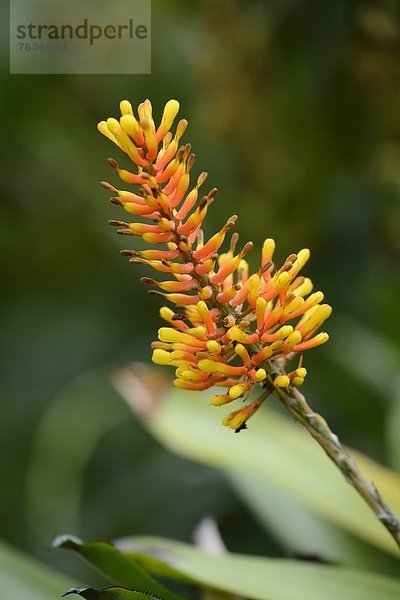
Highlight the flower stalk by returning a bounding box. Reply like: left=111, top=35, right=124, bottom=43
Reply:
left=98, top=98, right=400, bottom=550
left=272, top=382, right=400, bottom=548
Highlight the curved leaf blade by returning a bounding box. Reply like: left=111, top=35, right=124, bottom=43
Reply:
left=117, top=536, right=400, bottom=600
left=0, top=539, right=73, bottom=600
left=64, top=586, right=166, bottom=599
left=52, top=535, right=184, bottom=600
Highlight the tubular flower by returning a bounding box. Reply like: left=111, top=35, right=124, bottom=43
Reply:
left=99, top=99, right=331, bottom=432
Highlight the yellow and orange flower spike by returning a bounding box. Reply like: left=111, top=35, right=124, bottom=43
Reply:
left=99, top=99, right=331, bottom=432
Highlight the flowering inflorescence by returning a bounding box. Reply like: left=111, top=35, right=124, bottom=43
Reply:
left=98, top=99, right=331, bottom=431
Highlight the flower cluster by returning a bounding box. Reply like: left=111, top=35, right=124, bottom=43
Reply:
left=98, top=99, right=331, bottom=431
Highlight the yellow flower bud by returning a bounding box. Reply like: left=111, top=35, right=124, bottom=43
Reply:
left=262, top=238, right=275, bottom=264
left=206, top=340, right=221, bottom=354
left=254, top=369, right=267, bottom=382
left=229, top=382, right=250, bottom=400
left=211, top=394, right=233, bottom=406
left=119, top=100, right=133, bottom=115
left=274, top=375, right=290, bottom=388
left=152, top=349, right=171, bottom=365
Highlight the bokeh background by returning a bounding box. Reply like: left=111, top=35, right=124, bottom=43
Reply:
left=1, top=0, right=400, bottom=586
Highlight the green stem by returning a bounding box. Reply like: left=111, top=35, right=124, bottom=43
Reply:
left=264, top=375, right=400, bottom=549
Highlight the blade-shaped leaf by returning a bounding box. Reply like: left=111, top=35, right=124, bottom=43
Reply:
left=227, top=470, right=400, bottom=575
left=0, top=539, right=73, bottom=600
left=117, top=536, right=400, bottom=600
left=137, top=386, right=400, bottom=556
left=64, top=585, right=167, bottom=599
left=53, top=535, right=184, bottom=600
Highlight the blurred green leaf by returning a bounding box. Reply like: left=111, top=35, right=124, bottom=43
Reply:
left=386, top=376, right=400, bottom=474
left=26, top=369, right=129, bottom=544
left=117, top=536, right=400, bottom=600
left=227, top=471, right=400, bottom=575
left=327, top=316, right=400, bottom=397
left=64, top=586, right=168, bottom=599
left=133, top=385, right=400, bottom=557
left=351, top=448, right=400, bottom=509
left=53, top=534, right=400, bottom=600
left=53, top=535, right=184, bottom=600
left=0, top=539, right=73, bottom=600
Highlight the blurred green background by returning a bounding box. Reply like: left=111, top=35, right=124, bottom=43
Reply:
left=1, top=0, right=400, bottom=587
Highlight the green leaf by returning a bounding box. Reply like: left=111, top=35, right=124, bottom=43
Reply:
left=53, top=535, right=185, bottom=600
left=64, top=585, right=167, bottom=599
left=140, top=387, right=400, bottom=557
left=0, top=539, right=73, bottom=600
left=227, top=470, right=400, bottom=575
left=327, top=315, right=399, bottom=397
left=117, top=536, right=400, bottom=600
left=26, top=369, right=129, bottom=544
left=386, top=377, right=400, bottom=474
